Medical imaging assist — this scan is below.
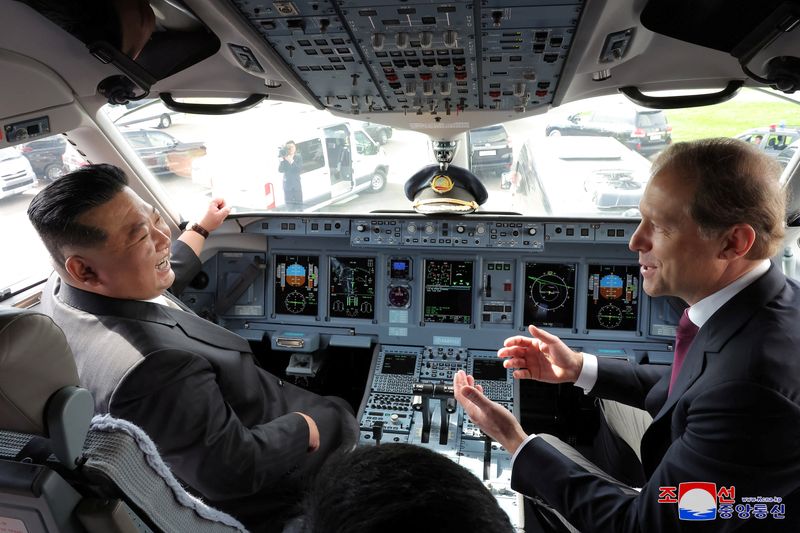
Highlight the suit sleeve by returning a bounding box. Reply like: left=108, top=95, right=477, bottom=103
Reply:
left=512, top=380, right=800, bottom=532
left=590, top=357, right=670, bottom=409
left=108, top=348, right=311, bottom=500
left=168, top=239, right=202, bottom=296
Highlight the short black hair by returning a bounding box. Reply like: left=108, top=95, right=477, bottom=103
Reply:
left=27, top=164, right=128, bottom=266
left=303, top=444, right=514, bottom=533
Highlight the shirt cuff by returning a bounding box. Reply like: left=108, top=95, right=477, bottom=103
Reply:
left=573, top=353, right=598, bottom=393
left=511, top=433, right=538, bottom=468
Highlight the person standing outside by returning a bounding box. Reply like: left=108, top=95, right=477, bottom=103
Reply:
left=279, top=140, right=303, bottom=210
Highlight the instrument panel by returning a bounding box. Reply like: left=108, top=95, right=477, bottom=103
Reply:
left=182, top=215, right=681, bottom=360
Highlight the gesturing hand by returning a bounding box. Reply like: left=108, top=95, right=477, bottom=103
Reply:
left=453, top=370, right=528, bottom=454
left=199, top=198, right=231, bottom=233
left=498, top=325, right=584, bottom=383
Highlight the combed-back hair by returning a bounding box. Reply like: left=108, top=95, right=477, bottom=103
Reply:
left=303, top=443, right=515, bottom=533
left=650, top=138, right=786, bottom=259
left=27, top=164, right=128, bottom=267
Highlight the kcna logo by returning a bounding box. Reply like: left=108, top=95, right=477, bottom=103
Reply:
left=658, top=482, right=731, bottom=521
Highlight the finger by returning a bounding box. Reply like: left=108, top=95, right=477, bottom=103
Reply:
left=459, top=384, right=495, bottom=411
left=513, top=368, right=533, bottom=380
left=498, top=345, right=535, bottom=359
left=502, top=356, right=530, bottom=369
left=475, top=383, right=484, bottom=394
left=528, top=324, right=561, bottom=345
left=466, top=374, right=475, bottom=387
left=502, top=335, right=534, bottom=348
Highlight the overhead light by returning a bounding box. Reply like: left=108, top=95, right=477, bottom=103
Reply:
left=592, top=69, right=611, bottom=81
left=265, top=79, right=282, bottom=88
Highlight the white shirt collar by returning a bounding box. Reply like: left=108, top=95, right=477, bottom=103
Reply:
left=688, top=259, right=770, bottom=328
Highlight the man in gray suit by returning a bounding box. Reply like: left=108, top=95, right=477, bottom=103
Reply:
left=28, top=164, right=359, bottom=532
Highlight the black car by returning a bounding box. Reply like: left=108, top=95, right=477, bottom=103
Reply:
left=18, top=135, right=67, bottom=180
left=545, top=103, right=672, bottom=158
left=468, top=125, right=513, bottom=179
left=362, top=123, right=393, bottom=145
left=121, top=129, right=206, bottom=177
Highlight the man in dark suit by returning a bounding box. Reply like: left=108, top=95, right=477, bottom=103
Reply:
left=279, top=140, right=303, bottom=210
left=28, top=164, right=359, bottom=532
left=455, top=138, right=800, bottom=531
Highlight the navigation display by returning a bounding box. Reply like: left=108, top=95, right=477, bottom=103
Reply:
left=329, top=256, right=376, bottom=319
left=523, top=263, right=577, bottom=328
left=274, top=255, right=319, bottom=316
left=423, top=260, right=473, bottom=324
left=586, top=264, right=639, bottom=331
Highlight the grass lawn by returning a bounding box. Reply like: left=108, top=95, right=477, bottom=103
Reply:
left=665, top=90, right=800, bottom=142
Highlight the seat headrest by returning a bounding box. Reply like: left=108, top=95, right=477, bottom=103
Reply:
left=0, top=308, right=80, bottom=435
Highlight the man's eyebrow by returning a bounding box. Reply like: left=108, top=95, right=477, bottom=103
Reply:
left=124, top=206, right=157, bottom=244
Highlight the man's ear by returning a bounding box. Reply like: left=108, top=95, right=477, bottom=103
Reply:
left=719, top=224, right=756, bottom=260
left=63, top=255, right=100, bottom=287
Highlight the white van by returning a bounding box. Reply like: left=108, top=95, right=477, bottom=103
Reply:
left=205, top=116, right=390, bottom=212
left=0, top=147, right=36, bottom=200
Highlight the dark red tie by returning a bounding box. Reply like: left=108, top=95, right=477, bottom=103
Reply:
left=668, top=309, right=699, bottom=395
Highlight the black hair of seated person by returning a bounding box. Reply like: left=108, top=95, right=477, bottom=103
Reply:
left=303, top=443, right=515, bottom=533
left=17, top=0, right=122, bottom=50
left=27, top=164, right=128, bottom=267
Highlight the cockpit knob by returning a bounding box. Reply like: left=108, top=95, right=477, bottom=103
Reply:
left=443, top=30, right=458, bottom=48
left=456, top=225, right=466, bottom=233
left=396, top=32, right=409, bottom=49
left=527, top=227, right=537, bottom=236
left=371, top=33, right=385, bottom=51
left=390, top=414, right=400, bottom=424
left=419, top=31, right=434, bottom=49
left=356, top=224, right=367, bottom=232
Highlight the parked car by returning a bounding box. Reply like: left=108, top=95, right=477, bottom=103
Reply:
left=18, top=135, right=87, bottom=181
left=121, top=129, right=206, bottom=177
left=18, top=135, right=66, bottom=180
left=106, top=98, right=179, bottom=129
left=545, top=103, right=671, bottom=158
left=0, top=147, right=36, bottom=200
left=735, top=125, right=800, bottom=158
left=468, top=124, right=513, bottom=180
left=362, top=122, right=393, bottom=145
left=506, top=136, right=652, bottom=215
left=777, top=139, right=800, bottom=168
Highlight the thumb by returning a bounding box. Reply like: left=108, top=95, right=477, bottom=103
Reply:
left=461, top=385, right=493, bottom=409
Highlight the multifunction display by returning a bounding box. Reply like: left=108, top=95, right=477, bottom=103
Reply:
left=381, top=353, right=418, bottom=375
left=473, top=358, right=507, bottom=381
left=586, top=264, right=639, bottom=330
left=523, top=263, right=577, bottom=329
left=274, top=255, right=319, bottom=316
left=329, top=256, right=376, bottom=319
left=423, top=260, right=473, bottom=324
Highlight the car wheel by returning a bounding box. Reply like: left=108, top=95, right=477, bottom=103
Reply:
left=547, top=129, right=562, bottom=137
left=378, top=131, right=389, bottom=144
left=368, top=170, right=387, bottom=192
left=158, top=114, right=172, bottom=129
left=44, top=164, right=65, bottom=181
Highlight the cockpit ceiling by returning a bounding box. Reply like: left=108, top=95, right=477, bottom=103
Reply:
left=230, top=0, right=583, bottom=116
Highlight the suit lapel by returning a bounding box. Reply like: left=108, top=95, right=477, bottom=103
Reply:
left=643, top=263, right=786, bottom=466
left=166, top=308, right=252, bottom=353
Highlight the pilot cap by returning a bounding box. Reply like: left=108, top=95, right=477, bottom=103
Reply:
left=404, top=164, right=488, bottom=214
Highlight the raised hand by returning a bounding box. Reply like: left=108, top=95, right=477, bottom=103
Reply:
left=199, top=198, right=231, bottom=233
left=498, top=325, right=584, bottom=383
left=453, top=370, right=528, bottom=454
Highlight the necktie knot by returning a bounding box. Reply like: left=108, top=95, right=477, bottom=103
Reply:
left=669, top=309, right=699, bottom=395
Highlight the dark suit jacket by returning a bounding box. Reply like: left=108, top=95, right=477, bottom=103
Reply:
left=512, top=263, right=800, bottom=531
left=41, top=240, right=359, bottom=532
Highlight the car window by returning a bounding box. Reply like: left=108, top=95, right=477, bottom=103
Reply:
left=636, top=112, right=668, bottom=128
left=124, top=131, right=149, bottom=148
left=298, top=138, right=325, bottom=173
left=470, top=127, right=508, bottom=144
left=146, top=131, right=175, bottom=148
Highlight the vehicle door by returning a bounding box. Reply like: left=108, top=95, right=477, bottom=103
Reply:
left=323, top=125, right=354, bottom=199
left=144, top=131, right=178, bottom=171
left=351, top=129, right=380, bottom=188
left=295, top=136, right=332, bottom=205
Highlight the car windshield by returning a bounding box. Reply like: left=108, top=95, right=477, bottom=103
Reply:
left=2, top=88, right=799, bottom=291
left=100, top=88, right=800, bottom=220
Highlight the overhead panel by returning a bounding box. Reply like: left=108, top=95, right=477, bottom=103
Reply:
left=229, top=0, right=583, bottom=116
